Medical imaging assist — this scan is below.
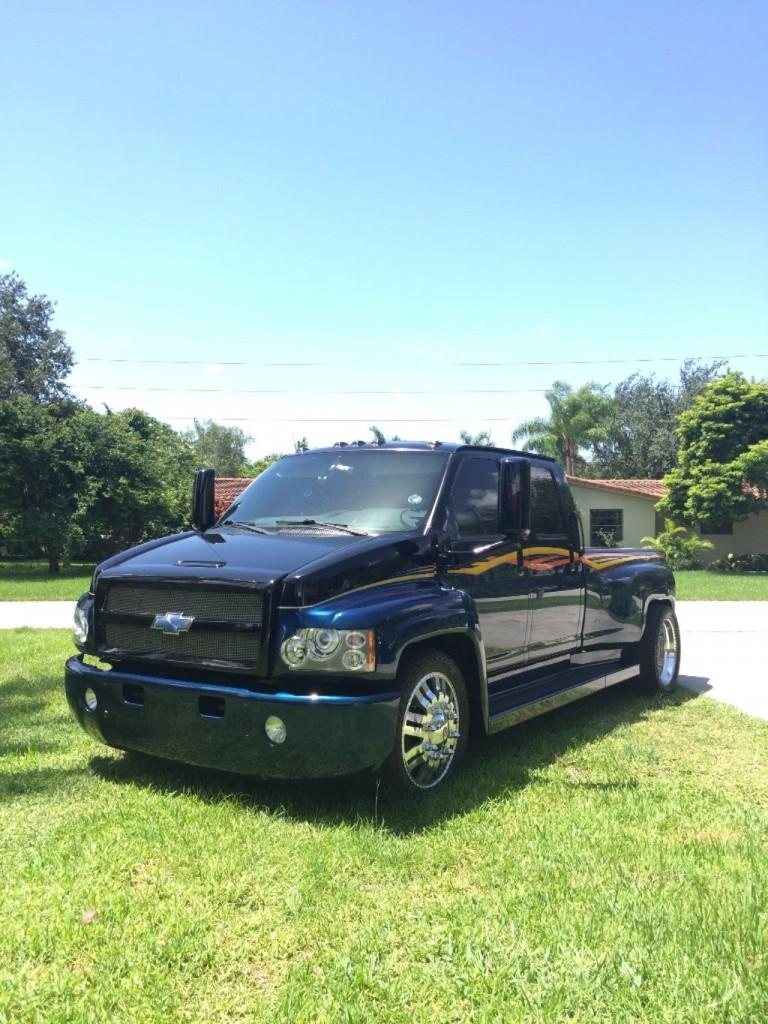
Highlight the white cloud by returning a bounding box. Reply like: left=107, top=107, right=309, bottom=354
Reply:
left=0, top=258, right=12, bottom=272
left=205, top=363, right=223, bottom=376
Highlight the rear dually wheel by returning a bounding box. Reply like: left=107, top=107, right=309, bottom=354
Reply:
left=635, top=604, right=681, bottom=694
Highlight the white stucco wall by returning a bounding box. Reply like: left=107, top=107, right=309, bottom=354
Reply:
left=569, top=484, right=658, bottom=548
left=698, top=508, right=768, bottom=561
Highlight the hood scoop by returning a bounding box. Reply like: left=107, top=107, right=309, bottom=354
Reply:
left=176, top=560, right=227, bottom=568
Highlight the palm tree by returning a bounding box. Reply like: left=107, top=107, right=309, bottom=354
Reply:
left=459, top=429, right=493, bottom=446
left=511, top=381, right=614, bottom=475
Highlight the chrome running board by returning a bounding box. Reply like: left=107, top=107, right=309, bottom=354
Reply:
left=488, top=664, right=639, bottom=735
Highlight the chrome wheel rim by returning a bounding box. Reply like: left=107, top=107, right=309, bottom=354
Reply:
left=656, top=618, right=678, bottom=686
left=401, top=670, right=461, bottom=789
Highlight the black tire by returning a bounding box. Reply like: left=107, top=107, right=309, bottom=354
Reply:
left=635, top=604, right=681, bottom=695
left=383, top=648, right=470, bottom=794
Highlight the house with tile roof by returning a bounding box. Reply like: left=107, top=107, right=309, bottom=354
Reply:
left=213, top=477, right=255, bottom=518
left=567, top=476, right=665, bottom=550
left=567, top=476, right=767, bottom=561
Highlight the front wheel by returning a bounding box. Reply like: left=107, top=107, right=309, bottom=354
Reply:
left=635, top=604, right=681, bottom=694
left=384, top=649, right=470, bottom=793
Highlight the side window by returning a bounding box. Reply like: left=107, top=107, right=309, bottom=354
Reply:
left=502, top=460, right=524, bottom=530
left=450, top=458, right=500, bottom=538
left=530, top=466, right=567, bottom=536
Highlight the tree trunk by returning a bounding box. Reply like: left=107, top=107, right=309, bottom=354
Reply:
left=48, top=551, right=61, bottom=574
left=564, top=441, right=576, bottom=476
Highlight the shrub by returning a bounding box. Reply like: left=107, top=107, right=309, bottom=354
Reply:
left=641, top=519, right=714, bottom=570
left=706, top=552, right=768, bottom=573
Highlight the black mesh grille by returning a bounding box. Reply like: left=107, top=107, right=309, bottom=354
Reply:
left=98, top=583, right=266, bottom=670
left=103, top=623, right=261, bottom=663
left=104, top=585, right=262, bottom=622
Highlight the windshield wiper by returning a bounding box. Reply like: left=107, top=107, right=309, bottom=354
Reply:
left=274, top=519, right=368, bottom=536
left=222, top=520, right=270, bottom=534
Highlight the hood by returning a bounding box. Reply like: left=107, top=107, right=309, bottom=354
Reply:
left=96, top=526, right=371, bottom=587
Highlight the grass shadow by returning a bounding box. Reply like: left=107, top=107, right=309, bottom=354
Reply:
left=88, top=684, right=701, bottom=835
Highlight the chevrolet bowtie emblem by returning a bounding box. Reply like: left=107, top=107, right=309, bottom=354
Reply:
left=151, top=611, right=195, bottom=635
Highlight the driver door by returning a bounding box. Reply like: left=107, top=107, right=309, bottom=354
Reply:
left=441, top=455, right=529, bottom=670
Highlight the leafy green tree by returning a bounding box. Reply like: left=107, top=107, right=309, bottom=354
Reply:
left=460, top=430, right=494, bottom=446
left=592, top=360, right=725, bottom=478
left=511, top=381, right=613, bottom=474
left=0, top=400, right=197, bottom=571
left=0, top=272, right=74, bottom=401
left=69, top=409, right=196, bottom=560
left=658, top=373, right=768, bottom=528
left=0, top=397, right=84, bottom=571
left=185, top=419, right=251, bottom=476
left=244, top=453, right=282, bottom=477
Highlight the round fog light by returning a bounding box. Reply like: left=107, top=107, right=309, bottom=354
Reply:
left=84, top=687, right=98, bottom=712
left=265, top=715, right=287, bottom=744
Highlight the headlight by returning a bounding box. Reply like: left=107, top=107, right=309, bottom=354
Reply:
left=73, top=594, right=93, bottom=648
left=280, top=628, right=375, bottom=672
left=313, top=628, right=340, bottom=657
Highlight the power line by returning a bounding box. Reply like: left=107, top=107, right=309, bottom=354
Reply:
left=76, top=353, right=768, bottom=368
left=80, top=385, right=549, bottom=395
left=160, top=416, right=557, bottom=423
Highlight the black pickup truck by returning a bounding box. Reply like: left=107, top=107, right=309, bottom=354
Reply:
left=66, top=442, right=680, bottom=793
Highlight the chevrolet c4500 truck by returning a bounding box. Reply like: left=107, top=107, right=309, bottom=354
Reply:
left=66, top=442, right=680, bottom=793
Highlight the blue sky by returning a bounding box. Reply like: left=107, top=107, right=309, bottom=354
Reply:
left=2, top=1, right=766, bottom=455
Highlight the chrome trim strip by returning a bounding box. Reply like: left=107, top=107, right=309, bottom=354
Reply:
left=604, top=664, right=640, bottom=686
left=571, top=648, right=622, bottom=666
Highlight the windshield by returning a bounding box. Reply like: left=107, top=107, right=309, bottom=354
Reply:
left=224, top=449, right=449, bottom=534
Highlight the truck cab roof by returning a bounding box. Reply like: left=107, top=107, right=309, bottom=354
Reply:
left=301, top=440, right=556, bottom=461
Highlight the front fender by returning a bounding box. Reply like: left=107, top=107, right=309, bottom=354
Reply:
left=274, top=580, right=482, bottom=683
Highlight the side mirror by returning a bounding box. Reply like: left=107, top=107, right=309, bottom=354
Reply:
left=192, top=468, right=216, bottom=532
left=499, top=459, right=530, bottom=538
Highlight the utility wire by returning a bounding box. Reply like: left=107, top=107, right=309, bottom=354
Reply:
left=81, top=385, right=549, bottom=394
left=160, top=416, right=580, bottom=423
left=76, top=353, right=767, bottom=367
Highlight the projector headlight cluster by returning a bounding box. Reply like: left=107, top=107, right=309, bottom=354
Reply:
left=73, top=593, right=93, bottom=649
left=281, top=628, right=375, bottom=672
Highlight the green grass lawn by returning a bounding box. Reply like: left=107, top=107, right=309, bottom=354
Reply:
left=2, top=632, right=767, bottom=1023
left=0, top=561, right=94, bottom=601
left=674, top=570, right=768, bottom=601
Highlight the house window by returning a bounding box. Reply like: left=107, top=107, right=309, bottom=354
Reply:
left=590, top=509, right=623, bottom=547
left=701, top=520, right=733, bottom=535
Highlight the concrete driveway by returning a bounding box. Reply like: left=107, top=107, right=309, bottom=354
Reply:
left=0, top=601, right=77, bottom=629
left=675, top=602, right=767, bottom=720
left=0, top=599, right=765, bottom=719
